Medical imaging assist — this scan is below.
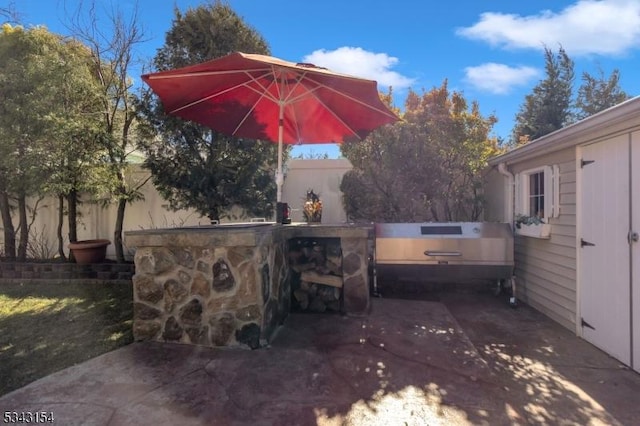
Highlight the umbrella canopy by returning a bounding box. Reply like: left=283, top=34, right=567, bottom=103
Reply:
left=141, top=51, right=399, bottom=202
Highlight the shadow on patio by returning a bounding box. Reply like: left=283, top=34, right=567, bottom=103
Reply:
left=1, top=290, right=638, bottom=425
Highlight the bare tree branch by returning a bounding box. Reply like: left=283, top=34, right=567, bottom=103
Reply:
left=61, top=0, right=148, bottom=262
left=1, top=1, right=20, bottom=24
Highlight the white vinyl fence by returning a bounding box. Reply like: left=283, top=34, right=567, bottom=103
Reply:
left=3, top=159, right=352, bottom=260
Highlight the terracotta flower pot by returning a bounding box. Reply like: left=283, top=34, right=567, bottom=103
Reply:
left=68, top=239, right=111, bottom=264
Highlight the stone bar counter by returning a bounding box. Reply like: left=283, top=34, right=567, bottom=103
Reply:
left=124, top=223, right=372, bottom=349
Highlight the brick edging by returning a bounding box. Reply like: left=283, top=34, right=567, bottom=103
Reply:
left=0, top=262, right=135, bottom=281
left=0, top=279, right=133, bottom=286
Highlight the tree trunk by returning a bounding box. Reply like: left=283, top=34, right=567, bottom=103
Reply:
left=17, top=193, right=28, bottom=261
left=67, top=190, right=78, bottom=262
left=208, top=207, right=220, bottom=224
left=444, top=199, right=452, bottom=222
left=57, top=194, right=66, bottom=260
left=0, top=190, right=16, bottom=259
left=67, top=189, right=78, bottom=243
left=114, top=198, right=126, bottom=263
left=430, top=206, right=439, bottom=222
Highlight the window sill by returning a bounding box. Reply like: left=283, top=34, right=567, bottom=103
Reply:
left=515, top=223, right=551, bottom=239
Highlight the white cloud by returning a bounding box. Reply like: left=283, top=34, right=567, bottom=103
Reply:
left=464, top=63, right=540, bottom=95
left=302, top=47, right=415, bottom=89
left=456, top=0, right=640, bottom=56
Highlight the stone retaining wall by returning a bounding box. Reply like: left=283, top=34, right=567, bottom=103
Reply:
left=0, top=262, right=134, bottom=281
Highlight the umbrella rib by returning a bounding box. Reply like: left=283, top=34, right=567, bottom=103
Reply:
left=229, top=69, right=285, bottom=136
left=288, top=75, right=386, bottom=140
left=241, top=69, right=281, bottom=103
left=231, top=67, right=310, bottom=140
left=232, top=82, right=277, bottom=136
left=308, top=76, right=398, bottom=119
left=145, top=67, right=274, bottom=80
left=311, top=93, right=362, bottom=140
left=266, top=71, right=396, bottom=119
left=168, top=70, right=278, bottom=114
left=286, top=74, right=398, bottom=140
left=169, top=83, right=245, bottom=114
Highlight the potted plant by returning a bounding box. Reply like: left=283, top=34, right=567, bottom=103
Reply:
left=302, top=189, right=323, bottom=223
left=68, top=239, right=111, bottom=264
left=514, top=214, right=551, bottom=239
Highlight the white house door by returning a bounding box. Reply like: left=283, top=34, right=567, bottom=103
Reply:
left=579, top=135, right=636, bottom=369
left=632, top=132, right=640, bottom=372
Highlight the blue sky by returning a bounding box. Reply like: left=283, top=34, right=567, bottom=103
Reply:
left=7, top=0, right=640, bottom=158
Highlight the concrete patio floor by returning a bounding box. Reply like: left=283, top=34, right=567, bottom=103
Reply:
left=1, top=289, right=639, bottom=425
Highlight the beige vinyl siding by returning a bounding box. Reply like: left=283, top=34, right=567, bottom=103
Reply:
left=483, top=167, right=508, bottom=222
left=512, top=148, right=577, bottom=331
left=487, top=97, right=640, bottom=338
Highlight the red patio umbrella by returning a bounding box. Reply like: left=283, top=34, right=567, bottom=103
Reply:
left=141, top=51, right=399, bottom=202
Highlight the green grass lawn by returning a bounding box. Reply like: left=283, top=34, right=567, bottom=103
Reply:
left=0, top=280, right=133, bottom=396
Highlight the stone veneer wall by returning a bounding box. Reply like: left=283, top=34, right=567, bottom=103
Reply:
left=340, top=237, right=370, bottom=314
left=125, top=224, right=371, bottom=349
left=131, top=232, right=289, bottom=349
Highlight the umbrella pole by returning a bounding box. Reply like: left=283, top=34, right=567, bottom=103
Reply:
left=276, top=102, right=284, bottom=203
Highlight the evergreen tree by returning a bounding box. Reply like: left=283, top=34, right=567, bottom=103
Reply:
left=575, top=67, right=630, bottom=120
left=511, top=47, right=574, bottom=145
left=0, top=24, right=105, bottom=260
left=137, top=1, right=281, bottom=222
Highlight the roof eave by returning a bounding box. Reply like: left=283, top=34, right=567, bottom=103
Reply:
left=489, top=96, right=640, bottom=166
